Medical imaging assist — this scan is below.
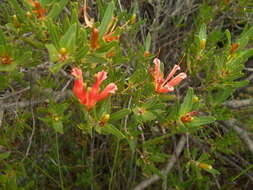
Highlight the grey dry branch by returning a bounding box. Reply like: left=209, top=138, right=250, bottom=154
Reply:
left=0, top=90, right=72, bottom=109
left=223, top=99, right=253, bottom=109
left=220, top=119, right=253, bottom=156
left=132, top=135, right=186, bottom=190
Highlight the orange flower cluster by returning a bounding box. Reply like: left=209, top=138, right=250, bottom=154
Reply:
left=28, top=0, right=46, bottom=20
left=152, top=58, right=187, bottom=93
left=230, top=43, right=239, bottom=54
left=0, top=54, right=13, bottom=65
left=180, top=111, right=199, bottom=123
left=71, top=68, right=117, bottom=110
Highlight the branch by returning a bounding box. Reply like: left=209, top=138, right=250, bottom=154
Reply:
left=0, top=90, right=72, bottom=109
left=223, top=99, right=253, bottom=109
left=221, top=119, right=253, bottom=155
left=0, top=101, right=3, bottom=127
left=132, top=135, right=186, bottom=190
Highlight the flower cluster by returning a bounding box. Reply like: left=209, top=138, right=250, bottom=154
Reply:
left=152, top=58, right=187, bottom=93
left=71, top=68, right=117, bottom=110
left=72, top=58, right=187, bottom=109
left=28, top=0, right=46, bottom=20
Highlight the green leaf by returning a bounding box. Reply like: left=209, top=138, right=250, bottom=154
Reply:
left=75, top=46, right=89, bottom=60
left=145, top=164, right=164, bottom=178
left=46, top=19, right=60, bottom=49
left=0, top=63, right=17, bottom=72
left=9, top=0, right=26, bottom=20
left=110, top=108, right=132, bottom=122
left=145, top=33, right=151, bottom=51
left=59, top=23, right=77, bottom=53
left=179, top=87, right=194, bottom=116
left=230, top=48, right=253, bottom=66
left=0, top=29, right=6, bottom=46
left=52, top=121, right=64, bottom=134
left=70, top=2, right=79, bottom=24
left=199, top=24, right=207, bottom=41
left=212, top=88, right=233, bottom=104
left=237, top=26, right=253, bottom=50
left=47, top=0, right=69, bottom=20
left=46, top=44, right=59, bottom=62
left=15, top=51, right=32, bottom=65
left=83, top=54, right=108, bottom=64
left=49, top=61, right=66, bottom=73
left=0, top=151, right=11, bottom=160
left=225, top=29, right=231, bottom=46
left=142, top=111, right=156, bottom=121
left=188, top=116, right=216, bottom=127
left=133, top=107, right=156, bottom=122
left=205, top=167, right=220, bottom=175
left=101, top=124, right=125, bottom=139
left=98, top=1, right=115, bottom=38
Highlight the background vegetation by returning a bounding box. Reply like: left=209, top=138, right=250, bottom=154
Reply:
left=0, top=0, right=253, bottom=189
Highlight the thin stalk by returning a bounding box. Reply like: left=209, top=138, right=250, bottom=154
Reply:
left=109, top=139, right=120, bottom=190
left=56, top=132, right=64, bottom=190
left=90, top=127, right=95, bottom=190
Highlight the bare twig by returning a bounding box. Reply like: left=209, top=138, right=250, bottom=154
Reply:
left=216, top=153, right=253, bottom=182
left=0, top=90, right=72, bottom=109
left=0, top=87, right=30, bottom=100
left=0, top=100, right=3, bottom=127
left=132, top=135, right=186, bottom=190
left=190, top=135, right=253, bottom=183
left=221, top=119, right=253, bottom=156
left=223, top=99, right=253, bottom=109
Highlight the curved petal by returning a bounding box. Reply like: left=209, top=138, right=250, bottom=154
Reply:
left=71, top=67, right=83, bottom=79
left=162, top=65, right=181, bottom=86
left=156, top=84, right=174, bottom=93
left=167, top=72, right=187, bottom=87
left=90, top=71, right=107, bottom=98
left=97, top=83, right=118, bottom=101
left=153, top=58, right=161, bottom=83
left=71, top=68, right=87, bottom=104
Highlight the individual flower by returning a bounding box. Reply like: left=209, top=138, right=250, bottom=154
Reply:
left=103, top=31, right=120, bottom=43
left=152, top=58, right=187, bottom=93
left=90, top=27, right=100, bottom=50
left=0, top=53, right=13, bottom=65
left=58, top=48, right=68, bottom=62
left=230, top=43, right=239, bottom=54
left=180, top=111, right=199, bottom=123
left=28, top=0, right=46, bottom=20
left=71, top=68, right=117, bottom=110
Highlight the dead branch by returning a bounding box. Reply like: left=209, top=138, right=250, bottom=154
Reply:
left=223, top=99, right=253, bottom=109
left=132, top=135, right=186, bottom=190
left=221, top=119, right=253, bottom=156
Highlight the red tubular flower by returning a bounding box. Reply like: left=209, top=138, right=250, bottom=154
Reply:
left=152, top=58, right=187, bottom=93
left=90, top=27, right=100, bottom=49
left=71, top=68, right=117, bottom=110
left=28, top=0, right=46, bottom=20
left=103, top=32, right=120, bottom=43
left=181, top=111, right=199, bottom=123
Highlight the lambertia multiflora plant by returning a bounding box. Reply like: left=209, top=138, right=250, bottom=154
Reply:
left=0, top=0, right=253, bottom=189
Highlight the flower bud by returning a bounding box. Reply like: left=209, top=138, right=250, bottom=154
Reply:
left=130, top=14, right=136, bottom=24
left=0, top=54, right=13, bottom=65
left=144, top=51, right=151, bottom=58
left=99, top=114, right=110, bottom=126
left=200, top=39, right=206, bottom=49
left=230, top=43, right=239, bottom=54
left=58, top=48, right=68, bottom=62
left=197, top=162, right=212, bottom=170
left=180, top=111, right=199, bottom=123
left=26, top=11, right=32, bottom=18
left=90, top=27, right=100, bottom=49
